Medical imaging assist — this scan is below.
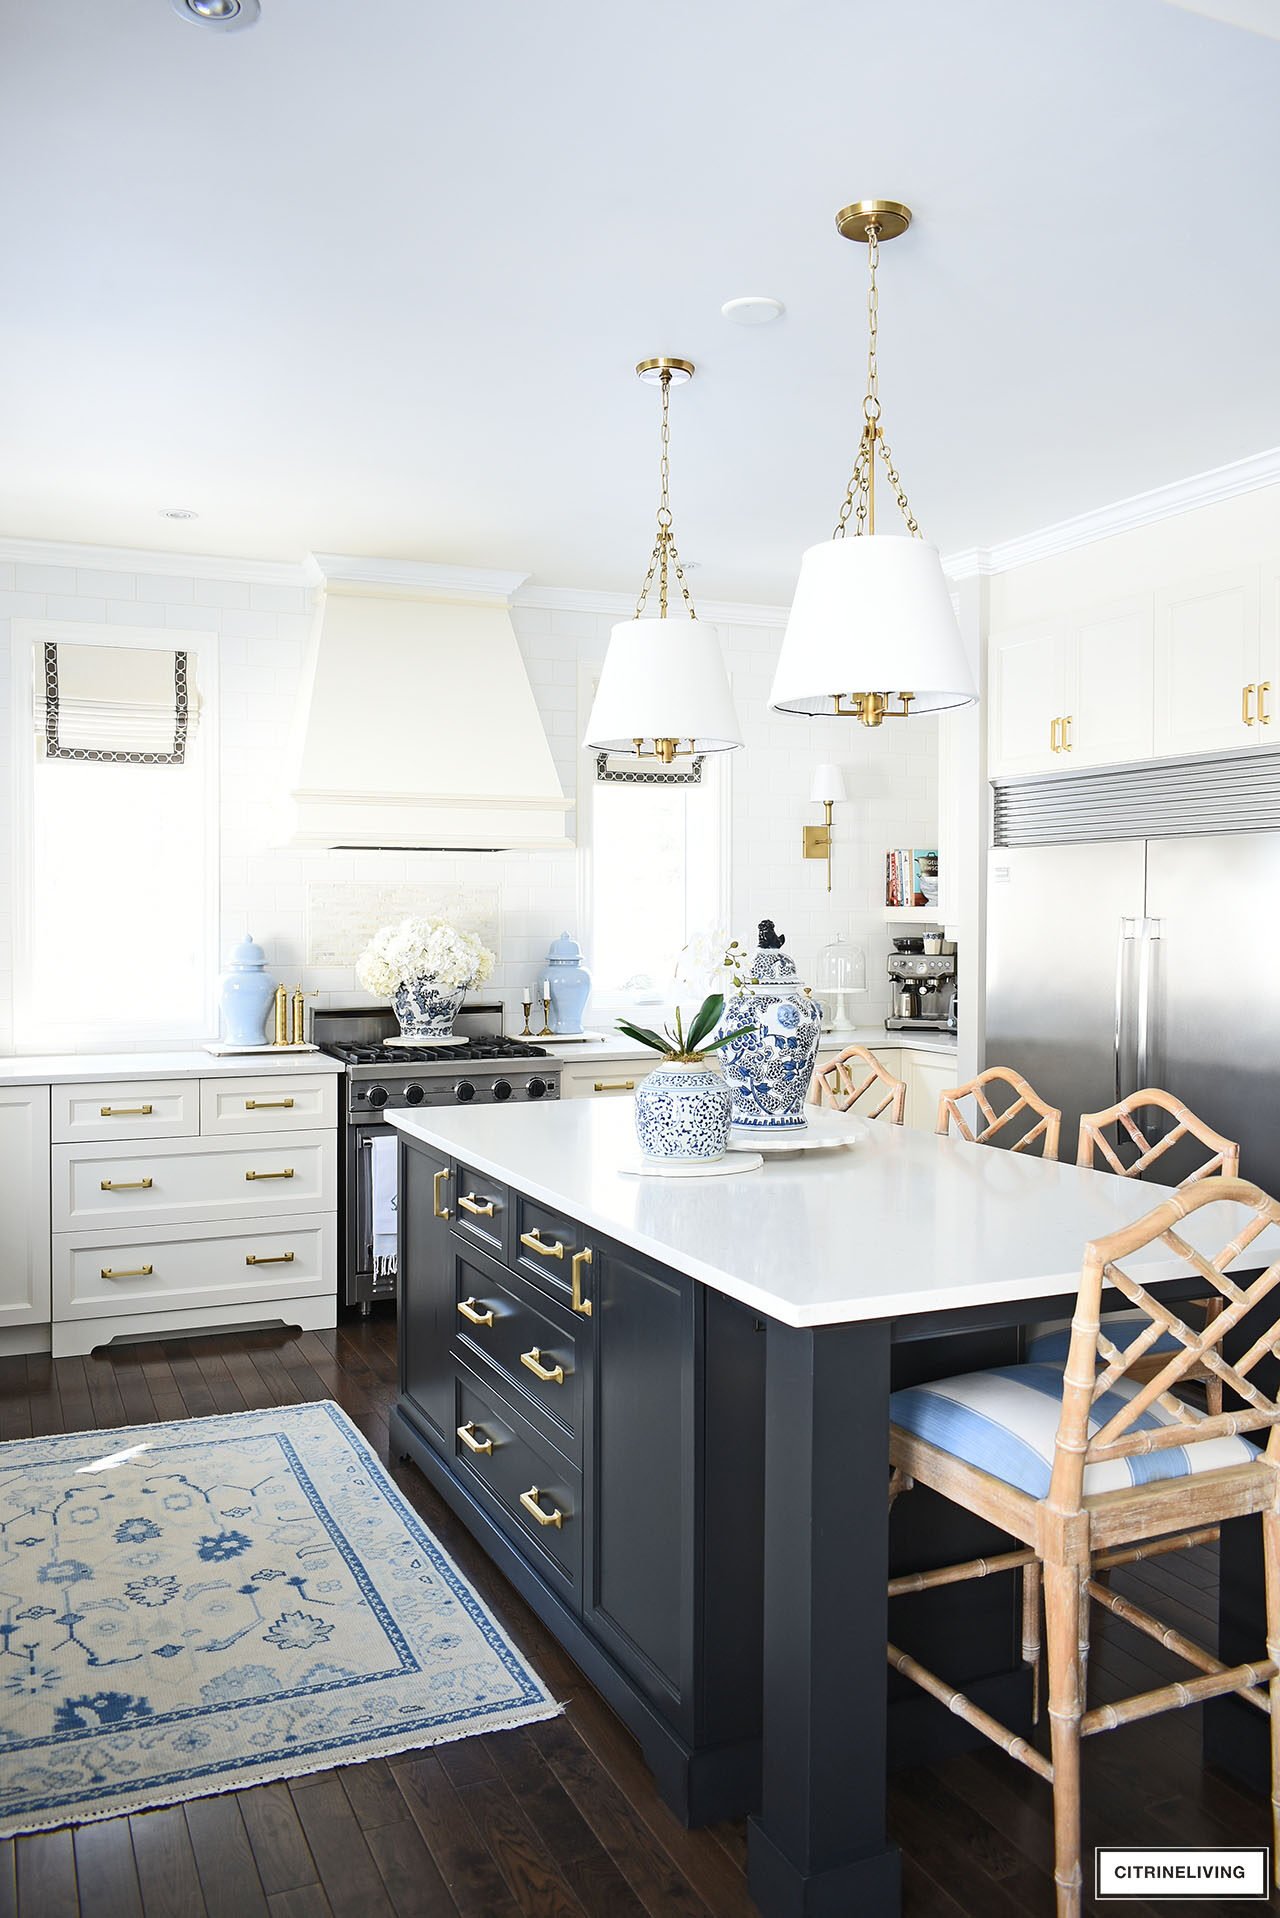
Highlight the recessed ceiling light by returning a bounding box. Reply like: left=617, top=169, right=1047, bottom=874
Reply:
left=160, top=507, right=199, bottom=520
left=169, top=0, right=261, bottom=30
left=721, top=296, right=785, bottom=327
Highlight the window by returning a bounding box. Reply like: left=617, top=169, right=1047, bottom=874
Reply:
left=12, top=623, right=218, bottom=1049
left=580, top=669, right=730, bottom=1012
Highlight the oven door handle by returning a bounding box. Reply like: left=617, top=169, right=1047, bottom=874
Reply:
left=358, top=1132, right=374, bottom=1265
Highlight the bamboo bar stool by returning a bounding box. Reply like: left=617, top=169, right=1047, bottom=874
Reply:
left=935, top=1066, right=1062, bottom=1159
left=808, top=1045, right=906, bottom=1123
left=888, top=1177, right=1280, bottom=1918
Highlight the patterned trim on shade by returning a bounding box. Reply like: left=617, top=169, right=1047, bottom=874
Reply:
left=595, top=751, right=704, bottom=786
left=43, top=641, right=190, bottom=764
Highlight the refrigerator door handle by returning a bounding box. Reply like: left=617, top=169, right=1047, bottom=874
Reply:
left=1115, top=918, right=1139, bottom=1106
left=1136, top=918, right=1163, bottom=1139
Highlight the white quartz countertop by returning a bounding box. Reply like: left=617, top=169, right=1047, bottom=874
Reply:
left=0, top=1050, right=341, bottom=1088
left=541, top=1027, right=956, bottom=1064
left=387, top=1097, right=1277, bottom=1330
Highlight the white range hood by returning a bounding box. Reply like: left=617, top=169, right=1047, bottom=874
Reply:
left=285, top=555, right=569, bottom=851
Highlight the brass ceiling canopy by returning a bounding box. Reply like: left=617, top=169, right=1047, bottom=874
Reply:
left=835, top=199, right=912, bottom=245
left=636, top=357, right=695, bottom=386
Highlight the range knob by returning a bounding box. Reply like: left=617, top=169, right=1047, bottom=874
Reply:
left=492, top=1079, right=513, bottom=1102
left=454, top=1081, right=476, bottom=1103
left=525, top=1077, right=549, bottom=1100
left=367, top=1085, right=389, bottom=1109
left=404, top=1083, right=425, bottom=1106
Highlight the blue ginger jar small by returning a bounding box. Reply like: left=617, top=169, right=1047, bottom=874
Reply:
left=546, top=931, right=592, bottom=1036
left=719, top=920, right=823, bottom=1130
left=219, top=934, right=277, bottom=1047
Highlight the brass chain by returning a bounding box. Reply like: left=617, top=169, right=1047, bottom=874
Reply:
left=635, top=369, right=698, bottom=619
left=831, top=219, right=923, bottom=541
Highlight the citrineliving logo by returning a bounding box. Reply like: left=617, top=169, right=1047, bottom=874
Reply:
left=1095, top=1847, right=1268, bottom=1900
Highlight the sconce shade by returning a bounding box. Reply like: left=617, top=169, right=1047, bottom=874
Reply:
left=770, top=536, right=976, bottom=716
left=584, top=617, right=744, bottom=754
left=810, top=763, right=847, bottom=805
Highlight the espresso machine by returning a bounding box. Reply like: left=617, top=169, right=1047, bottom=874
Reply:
left=885, top=939, right=958, bottom=1033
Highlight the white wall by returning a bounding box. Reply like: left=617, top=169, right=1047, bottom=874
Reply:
left=0, top=547, right=938, bottom=1051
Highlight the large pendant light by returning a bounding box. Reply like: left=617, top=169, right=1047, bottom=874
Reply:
left=770, top=201, right=976, bottom=725
left=584, top=358, right=743, bottom=765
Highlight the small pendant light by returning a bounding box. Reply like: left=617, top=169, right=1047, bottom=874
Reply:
left=584, top=359, right=743, bottom=764
left=769, top=201, right=977, bottom=725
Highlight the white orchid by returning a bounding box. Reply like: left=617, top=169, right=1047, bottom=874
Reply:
left=356, top=916, right=496, bottom=999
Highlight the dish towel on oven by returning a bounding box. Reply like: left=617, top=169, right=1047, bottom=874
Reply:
left=371, top=1134, right=398, bottom=1279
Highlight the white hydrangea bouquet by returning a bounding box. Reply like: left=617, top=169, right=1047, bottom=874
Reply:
left=357, top=915, right=497, bottom=1041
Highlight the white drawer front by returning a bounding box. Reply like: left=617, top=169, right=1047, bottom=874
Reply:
left=51, top=1079, right=199, bottom=1144
left=561, top=1063, right=654, bottom=1099
left=52, top=1130, right=336, bottom=1231
left=53, top=1212, right=335, bottom=1320
left=199, top=1073, right=339, bottom=1136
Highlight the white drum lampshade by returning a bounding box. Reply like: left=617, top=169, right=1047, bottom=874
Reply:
left=770, top=536, right=976, bottom=718
left=809, top=762, right=847, bottom=806
left=584, top=616, right=743, bottom=756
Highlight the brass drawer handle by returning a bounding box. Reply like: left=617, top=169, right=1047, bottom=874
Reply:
left=520, top=1228, right=564, bottom=1260
left=99, top=1104, right=153, bottom=1117
left=245, top=1168, right=294, bottom=1180
left=244, top=1097, right=294, bottom=1110
left=593, top=1080, right=635, bottom=1093
left=520, top=1346, right=565, bottom=1385
left=457, top=1297, right=495, bottom=1328
left=458, top=1193, right=496, bottom=1218
left=457, top=1421, right=494, bottom=1455
left=433, top=1166, right=451, bottom=1219
left=519, top=1486, right=564, bottom=1530
left=100, top=1265, right=153, bottom=1279
left=1062, top=713, right=1073, bottom=750
left=571, top=1246, right=593, bottom=1317
left=1049, top=717, right=1061, bottom=753
left=1244, top=682, right=1257, bottom=726
left=245, top=1251, right=295, bottom=1266
left=100, top=1177, right=153, bottom=1191
left=1261, top=681, right=1273, bottom=725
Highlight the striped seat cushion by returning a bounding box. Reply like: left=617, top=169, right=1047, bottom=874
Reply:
left=890, top=1361, right=1256, bottom=1499
left=1027, top=1312, right=1183, bottom=1366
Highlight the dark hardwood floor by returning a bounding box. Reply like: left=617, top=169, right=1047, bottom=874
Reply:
left=2, top=1314, right=1276, bottom=1918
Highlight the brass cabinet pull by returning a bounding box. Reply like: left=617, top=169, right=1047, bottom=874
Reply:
left=99, top=1104, right=153, bottom=1118
left=245, top=1097, right=294, bottom=1110
left=1261, top=681, right=1273, bottom=725
left=245, top=1251, right=295, bottom=1266
left=519, top=1227, right=564, bottom=1260
left=519, top=1486, right=564, bottom=1530
left=571, top=1246, right=593, bottom=1317
left=245, top=1167, right=295, bottom=1180
left=100, top=1177, right=153, bottom=1191
left=1062, top=714, right=1073, bottom=750
left=1049, top=717, right=1061, bottom=753
left=1243, top=682, right=1257, bottom=726
left=457, top=1297, right=494, bottom=1327
left=520, top=1346, right=565, bottom=1385
left=593, top=1080, right=635, bottom=1093
left=100, top=1265, right=153, bottom=1279
left=457, top=1421, right=494, bottom=1455
left=433, top=1166, right=451, bottom=1220
left=458, top=1193, right=496, bottom=1218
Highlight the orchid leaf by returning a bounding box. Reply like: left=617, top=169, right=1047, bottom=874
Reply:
left=615, top=1021, right=672, bottom=1054
left=684, top=993, right=725, bottom=1052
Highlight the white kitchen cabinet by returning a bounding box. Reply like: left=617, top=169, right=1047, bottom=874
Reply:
left=989, top=626, right=1069, bottom=776
left=903, top=1051, right=957, bottom=1134
left=0, top=1086, right=51, bottom=1336
left=560, top=1061, right=655, bottom=1099
left=1154, top=568, right=1263, bottom=755
left=989, top=603, right=1155, bottom=776
left=51, top=1079, right=199, bottom=1144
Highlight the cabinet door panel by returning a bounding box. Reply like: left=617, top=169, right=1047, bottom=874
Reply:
left=1154, top=569, right=1260, bottom=755
left=398, top=1142, right=455, bottom=1439
left=0, top=1087, right=51, bottom=1330
left=989, top=627, right=1067, bottom=776
left=1069, top=600, right=1154, bottom=767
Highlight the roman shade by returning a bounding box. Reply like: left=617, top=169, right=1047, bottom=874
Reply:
left=34, top=641, right=198, bottom=763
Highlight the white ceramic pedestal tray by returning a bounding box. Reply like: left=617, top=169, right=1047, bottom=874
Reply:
left=729, top=1108, right=863, bottom=1154
left=618, top=1151, right=764, bottom=1179
left=385, top=1033, right=469, bottom=1048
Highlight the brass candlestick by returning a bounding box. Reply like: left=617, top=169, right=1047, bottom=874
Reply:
left=537, top=995, right=554, bottom=1038
left=519, top=1002, right=534, bottom=1039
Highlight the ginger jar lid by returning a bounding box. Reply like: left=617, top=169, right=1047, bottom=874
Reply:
left=548, top=931, right=584, bottom=964
left=228, top=933, right=267, bottom=971
left=745, top=919, right=803, bottom=988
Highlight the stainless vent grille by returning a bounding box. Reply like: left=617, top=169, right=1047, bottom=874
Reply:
left=992, top=750, right=1280, bottom=847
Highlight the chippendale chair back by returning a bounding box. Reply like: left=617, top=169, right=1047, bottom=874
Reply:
left=808, top=1046, right=906, bottom=1124
left=936, top=1066, right=1061, bottom=1160
left=1076, top=1088, right=1239, bottom=1185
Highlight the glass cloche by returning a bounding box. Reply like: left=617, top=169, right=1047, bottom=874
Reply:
left=816, top=932, right=867, bottom=1035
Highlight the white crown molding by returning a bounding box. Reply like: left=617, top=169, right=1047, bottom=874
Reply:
left=0, top=534, right=305, bottom=586
left=515, top=582, right=788, bottom=630
left=941, top=444, right=1280, bottom=581
left=303, top=553, right=530, bottom=602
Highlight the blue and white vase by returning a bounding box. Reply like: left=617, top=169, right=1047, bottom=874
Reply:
left=635, top=1060, right=732, bottom=1162
left=392, top=975, right=468, bottom=1041
left=546, top=931, right=592, bottom=1036
left=218, top=934, right=277, bottom=1047
left=719, top=920, right=823, bottom=1130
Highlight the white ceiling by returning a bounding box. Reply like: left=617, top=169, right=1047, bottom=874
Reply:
left=3, top=0, right=1278, bottom=603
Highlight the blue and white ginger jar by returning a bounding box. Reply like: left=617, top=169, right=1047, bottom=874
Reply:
left=392, top=975, right=468, bottom=1040
left=635, top=1060, right=732, bottom=1162
left=719, top=920, right=823, bottom=1130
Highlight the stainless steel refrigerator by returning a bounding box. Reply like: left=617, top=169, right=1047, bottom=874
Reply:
left=986, top=752, right=1280, bottom=1189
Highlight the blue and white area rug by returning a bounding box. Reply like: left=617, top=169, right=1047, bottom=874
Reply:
left=0, top=1400, right=559, bottom=1835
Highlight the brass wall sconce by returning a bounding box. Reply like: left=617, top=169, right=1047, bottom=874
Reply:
left=803, top=763, right=847, bottom=891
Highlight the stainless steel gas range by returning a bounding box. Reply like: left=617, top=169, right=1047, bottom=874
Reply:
left=313, top=1003, right=561, bottom=1311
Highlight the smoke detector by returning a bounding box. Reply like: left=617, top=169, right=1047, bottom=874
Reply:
left=169, top=0, right=261, bottom=30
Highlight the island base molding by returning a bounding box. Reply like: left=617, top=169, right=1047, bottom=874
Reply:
left=747, top=1819, right=902, bottom=1918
